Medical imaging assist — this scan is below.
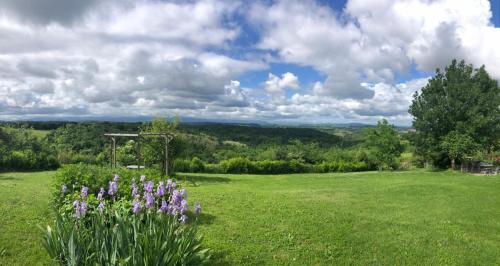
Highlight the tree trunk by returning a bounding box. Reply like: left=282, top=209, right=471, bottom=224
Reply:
left=451, top=158, right=456, bottom=170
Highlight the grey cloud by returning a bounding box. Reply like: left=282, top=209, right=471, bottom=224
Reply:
left=0, top=0, right=100, bottom=25
left=17, top=60, right=58, bottom=78
left=30, top=80, right=55, bottom=94
left=322, top=72, right=374, bottom=99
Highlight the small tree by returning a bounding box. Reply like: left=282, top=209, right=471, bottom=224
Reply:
left=140, top=116, right=180, bottom=175
left=440, top=131, right=477, bottom=169
left=364, top=119, right=403, bottom=170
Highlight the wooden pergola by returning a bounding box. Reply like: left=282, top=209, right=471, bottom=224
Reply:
left=104, top=132, right=174, bottom=176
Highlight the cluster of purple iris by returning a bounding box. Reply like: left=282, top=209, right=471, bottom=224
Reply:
left=60, top=174, right=202, bottom=224
left=71, top=186, right=89, bottom=219
left=131, top=175, right=201, bottom=224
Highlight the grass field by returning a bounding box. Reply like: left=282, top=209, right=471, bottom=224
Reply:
left=0, top=172, right=52, bottom=265
left=30, top=129, right=51, bottom=139
left=2, top=170, right=500, bottom=265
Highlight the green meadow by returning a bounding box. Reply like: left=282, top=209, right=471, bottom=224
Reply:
left=2, top=170, right=500, bottom=265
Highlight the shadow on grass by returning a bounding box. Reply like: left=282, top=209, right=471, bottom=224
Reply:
left=0, top=176, right=19, bottom=181
left=178, top=175, right=231, bottom=186
left=209, top=251, right=231, bottom=266
left=196, top=213, right=217, bottom=225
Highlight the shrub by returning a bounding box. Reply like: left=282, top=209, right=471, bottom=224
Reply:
left=189, top=157, right=205, bottom=173
left=204, top=163, right=222, bottom=173
left=220, top=157, right=254, bottom=174
left=173, top=159, right=191, bottom=172
left=45, top=174, right=210, bottom=265
left=254, top=160, right=291, bottom=174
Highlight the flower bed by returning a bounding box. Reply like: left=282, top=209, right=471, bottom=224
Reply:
left=43, top=165, right=210, bottom=265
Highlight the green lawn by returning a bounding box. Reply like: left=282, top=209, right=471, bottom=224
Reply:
left=0, top=172, right=53, bottom=265
left=2, top=170, right=500, bottom=265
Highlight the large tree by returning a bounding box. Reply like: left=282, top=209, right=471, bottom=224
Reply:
left=409, top=59, right=500, bottom=168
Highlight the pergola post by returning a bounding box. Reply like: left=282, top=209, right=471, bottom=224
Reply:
left=137, top=137, right=141, bottom=171
left=164, top=136, right=169, bottom=177
left=112, top=137, right=116, bottom=168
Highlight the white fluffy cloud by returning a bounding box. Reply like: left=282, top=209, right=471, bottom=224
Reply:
left=0, top=0, right=498, bottom=124
left=250, top=0, right=500, bottom=101
left=264, top=72, right=299, bottom=93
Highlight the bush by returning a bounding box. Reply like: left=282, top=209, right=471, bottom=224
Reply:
left=254, top=160, right=291, bottom=174
left=189, top=157, right=205, bottom=173
left=173, top=159, right=191, bottom=172
left=220, top=157, right=254, bottom=174
left=204, top=163, right=222, bottom=173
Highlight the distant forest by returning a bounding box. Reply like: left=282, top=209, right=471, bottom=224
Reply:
left=0, top=120, right=410, bottom=173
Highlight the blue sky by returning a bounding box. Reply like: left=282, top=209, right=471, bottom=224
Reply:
left=0, top=0, right=499, bottom=125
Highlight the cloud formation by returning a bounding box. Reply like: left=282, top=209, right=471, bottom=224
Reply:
left=0, top=0, right=498, bottom=124
left=264, top=72, right=299, bottom=93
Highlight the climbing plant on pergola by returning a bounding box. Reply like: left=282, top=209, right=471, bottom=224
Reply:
left=104, top=132, right=174, bottom=176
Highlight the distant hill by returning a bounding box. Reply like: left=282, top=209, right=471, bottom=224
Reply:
left=180, top=124, right=347, bottom=147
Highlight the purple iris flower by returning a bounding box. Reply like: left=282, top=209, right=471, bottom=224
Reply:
left=180, top=188, right=187, bottom=199
left=171, top=190, right=182, bottom=205
left=97, top=187, right=105, bottom=201
left=98, top=201, right=105, bottom=211
left=145, top=193, right=155, bottom=209
left=80, top=201, right=87, bottom=216
left=180, top=199, right=188, bottom=214
left=167, top=179, right=176, bottom=193
left=140, top=175, right=146, bottom=183
left=194, top=202, right=202, bottom=215
left=73, top=200, right=81, bottom=218
left=108, top=181, right=118, bottom=196
left=61, top=184, right=67, bottom=194
left=131, top=183, right=139, bottom=198
left=144, top=181, right=154, bottom=193
left=159, top=200, right=169, bottom=213
left=179, top=215, right=188, bottom=224
left=156, top=181, right=165, bottom=197
left=132, top=199, right=141, bottom=214
left=81, top=186, right=89, bottom=198
left=169, top=205, right=178, bottom=216
left=113, top=174, right=119, bottom=182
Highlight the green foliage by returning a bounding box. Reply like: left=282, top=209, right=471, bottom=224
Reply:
left=173, top=159, right=191, bottom=173
left=46, top=122, right=140, bottom=165
left=364, top=119, right=403, bottom=170
left=440, top=131, right=478, bottom=168
left=409, top=59, right=500, bottom=167
left=117, top=140, right=138, bottom=166
left=175, top=157, right=373, bottom=175
left=220, top=157, right=254, bottom=174
left=0, top=126, right=59, bottom=171
left=189, top=157, right=205, bottom=173
left=140, top=116, right=180, bottom=173
left=42, top=209, right=210, bottom=265
left=181, top=124, right=344, bottom=147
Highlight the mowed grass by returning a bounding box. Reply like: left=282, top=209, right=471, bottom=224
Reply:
left=2, top=170, right=500, bottom=265
left=182, top=171, right=500, bottom=265
left=0, top=172, right=53, bottom=265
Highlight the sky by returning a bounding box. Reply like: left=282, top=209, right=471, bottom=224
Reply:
left=0, top=0, right=499, bottom=125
